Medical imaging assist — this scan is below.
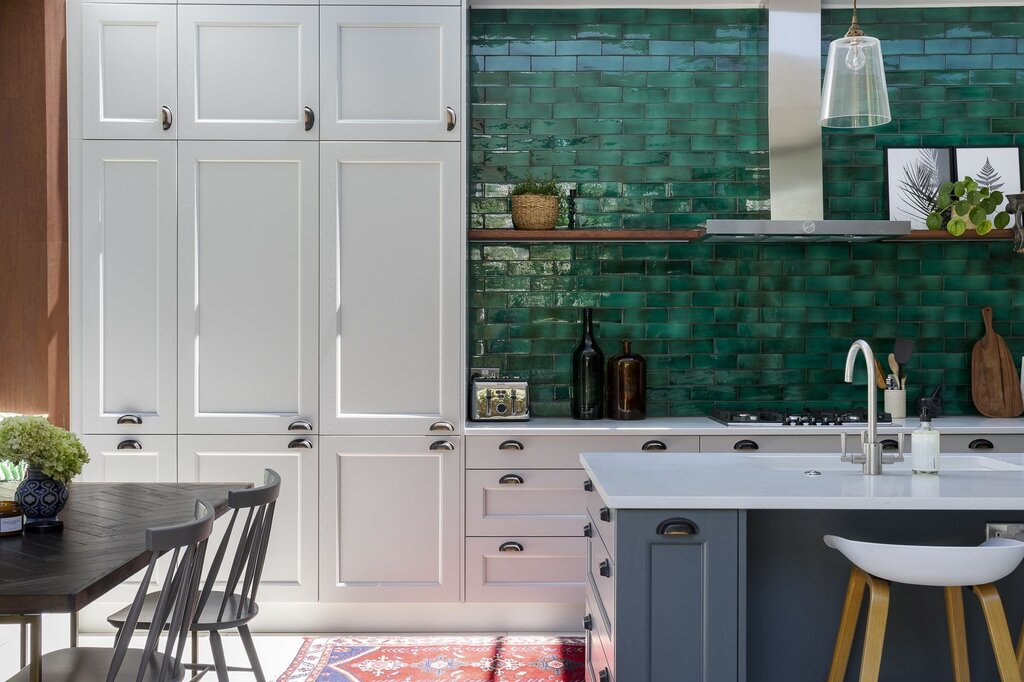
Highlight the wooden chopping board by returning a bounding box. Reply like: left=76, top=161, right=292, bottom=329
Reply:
left=971, top=306, right=1023, bottom=417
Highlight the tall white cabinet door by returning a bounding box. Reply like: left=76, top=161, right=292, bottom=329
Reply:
left=81, top=4, right=177, bottom=139
left=320, top=6, right=461, bottom=141
left=320, top=142, right=461, bottom=435
left=178, top=142, right=318, bottom=435
left=79, top=435, right=177, bottom=483
left=81, top=141, right=177, bottom=434
left=178, top=435, right=318, bottom=603
left=319, top=436, right=461, bottom=602
left=178, top=6, right=319, bottom=140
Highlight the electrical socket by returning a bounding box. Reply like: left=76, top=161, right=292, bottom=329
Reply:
left=985, top=523, right=1024, bottom=541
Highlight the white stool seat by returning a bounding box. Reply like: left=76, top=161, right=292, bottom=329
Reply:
left=824, top=535, right=1024, bottom=587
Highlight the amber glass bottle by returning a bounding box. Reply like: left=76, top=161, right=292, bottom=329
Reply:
left=606, top=340, right=646, bottom=420
left=571, top=308, right=604, bottom=420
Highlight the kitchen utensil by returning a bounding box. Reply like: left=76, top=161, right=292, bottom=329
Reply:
left=971, top=306, right=1023, bottom=417
left=874, top=359, right=887, bottom=390
left=888, top=353, right=900, bottom=379
left=884, top=389, right=907, bottom=419
left=894, top=338, right=914, bottom=366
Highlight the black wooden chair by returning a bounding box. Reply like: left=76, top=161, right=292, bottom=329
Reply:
left=6, top=498, right=216, bottom=682
left=108, top=469, right=281, bottom=682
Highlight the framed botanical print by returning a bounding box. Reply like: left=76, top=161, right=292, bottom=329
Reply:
left=885, top=147, right=954, bottom=230
left=954, top=146, right=1022, bottom=214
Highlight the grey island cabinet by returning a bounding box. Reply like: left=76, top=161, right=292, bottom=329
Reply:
left=580, top=451, right=1024, bottom=682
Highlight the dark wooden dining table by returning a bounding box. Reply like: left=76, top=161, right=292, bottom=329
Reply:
left=0, top=480, right=247, bottom=681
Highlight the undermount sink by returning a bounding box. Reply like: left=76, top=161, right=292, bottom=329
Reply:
left=751, top=454, right=1024, bottom=473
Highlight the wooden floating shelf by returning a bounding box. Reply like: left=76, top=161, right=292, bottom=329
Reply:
left=467, top=229, right=1016, bottom=242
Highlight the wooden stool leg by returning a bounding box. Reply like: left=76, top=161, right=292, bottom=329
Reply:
left=945, top=586, right=972, bottom=682
left=828, top=566, right=868, bottom=682
left=858, top=574, right=890, bottom=682
left=972, top=584, right=1023, bottom=682
left=1016, top=616, right=1024, bottom=680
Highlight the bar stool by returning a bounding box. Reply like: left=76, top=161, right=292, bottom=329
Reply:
left=823, top=534, right=1024, bottom=682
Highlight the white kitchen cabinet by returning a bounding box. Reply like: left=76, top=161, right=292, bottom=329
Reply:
left=177, top=5, right=318, bottom=140
left=81, top=4, right=176, bottom=139
left=319, top=142, right=461, bottom=435
left=80, top=141, right=177, bottom=435
left=465, top=537, right=586, bottom=604
left=178, top=141, right=318, bottom=435
left=466, top=469, right=588, bottom=537
left=319, top=436, right=461, bottom=602
left=320, top=6, right=461, bottom=141
left=177, top=435, right=319, bottom=603
left=323, top=0, right=459, bottom=5
left=79, top=434, right=176, bottom=482
left=700, top=434, right=844, bottom=453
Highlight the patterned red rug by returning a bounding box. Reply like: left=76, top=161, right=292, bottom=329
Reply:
left=277, top=635, right=585, bottom=681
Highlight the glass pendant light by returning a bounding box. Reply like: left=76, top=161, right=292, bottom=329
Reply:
left=819, top=0, right=891, bottom=128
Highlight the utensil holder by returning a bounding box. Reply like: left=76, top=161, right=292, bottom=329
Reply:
left=884, top=389, right=907, bottom=419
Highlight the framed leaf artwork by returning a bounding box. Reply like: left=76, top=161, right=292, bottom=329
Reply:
left=954, top=147, right=1022, bottom=215
left=885, top=147, right=954, bottom=230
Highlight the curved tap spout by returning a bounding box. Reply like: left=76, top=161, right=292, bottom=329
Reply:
left=844, top=339, right=882, bottom=474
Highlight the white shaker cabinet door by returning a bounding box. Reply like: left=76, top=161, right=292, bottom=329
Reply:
left=79, top=435, right=176, bottom=483
left=81, top=141, right=177, bottom=435
left=81, top=4, right=176, bottom=139
left=178, top=142, right=318, bottom=435
left=320, top=142, right=462, bottom=436
left=178, top=435, right=319, bottom=603
left=178, top=6, right=319, bottom=140
left=319, top=436, right=461, bottom=603
left=320, top=6, right=461, bottom=141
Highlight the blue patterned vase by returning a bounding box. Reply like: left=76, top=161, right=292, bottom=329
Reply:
left=14, top=466, right=68, bottom=529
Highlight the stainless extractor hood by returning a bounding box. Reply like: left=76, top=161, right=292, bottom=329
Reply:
left=704, top=0, right=909, bottom=242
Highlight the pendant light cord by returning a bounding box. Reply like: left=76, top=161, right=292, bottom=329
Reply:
left=845, top=0, right=865, bottom=38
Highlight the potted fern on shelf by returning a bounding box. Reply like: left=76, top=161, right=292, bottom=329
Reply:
left=509, top=176, right=563, bottom=230
left=0, top=416, right=89, bottom=531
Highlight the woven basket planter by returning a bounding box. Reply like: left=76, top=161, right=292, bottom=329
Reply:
left=511, top=194, right=559, bottom=230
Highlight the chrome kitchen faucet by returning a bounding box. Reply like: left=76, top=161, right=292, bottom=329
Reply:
left=841, top=339, right=903, bottom=475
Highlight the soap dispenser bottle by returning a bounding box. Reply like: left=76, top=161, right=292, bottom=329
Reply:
left=911, top=409, right=940, bottom=475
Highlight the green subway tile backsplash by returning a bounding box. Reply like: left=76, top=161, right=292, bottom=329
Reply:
left=469, top=7, right=1024, bottom=417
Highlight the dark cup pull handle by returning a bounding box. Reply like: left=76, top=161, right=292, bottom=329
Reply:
left=499, top=473, right=524, bottom=485
left=969, top=438, right=995, bottom=450
left=599, top=560, right=611, bottom=578
left=599, top=670, right=610, bottom=682
left=734, top=439, right=759, bottom=450
left=304, top=106, right=315, bottom=131
left=583, top=479, right=593, bottom=492
left=117, top=414, right=142, bottom=425
left=657, top=517, right=700, bottom=536
left=117, top=440, right=142, bottom=450
left=499, top=541, right=524, bottom=552
left=583, top=523, right=592, bottom=537
left=288, top=438, right=313, bottom=449
left=642, top=439, right=667, bottom=451
left=599, top=507, right=611, bottom=522
left=881, top=439, right=899, bottom=451
left=583, top=614, right=593, bottom=631
left=498, top=439, right=523, bottom=450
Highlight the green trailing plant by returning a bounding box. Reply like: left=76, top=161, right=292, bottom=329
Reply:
left=926, top=176, right=1011, bottom=236
left=0, top=416, right=89, bottom=483
left=509, top=176, right=563, bottom=197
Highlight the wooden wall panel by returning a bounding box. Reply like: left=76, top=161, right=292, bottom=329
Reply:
left=0, top=0, right=69, bottom=427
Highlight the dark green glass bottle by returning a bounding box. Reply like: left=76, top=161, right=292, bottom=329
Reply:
left=572, top=307, right=604, bottom=420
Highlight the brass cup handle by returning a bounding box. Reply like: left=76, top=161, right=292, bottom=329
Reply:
left=499, top=541, right=523, bottom=552
left=304, top=106, right=315, bottom=131
left=498, top=439, right=523, bottom=451
left=446, top=106, right=456, bottom=131
left=288, top=438, right=313, bottom=449
left=117, top=414, right=142, bottom=425
left=498, top=473, right=524, bottom=485
left=117, top=440, right=142, bottom=450
left=160, top=106, right=172, bottom=131
left=430, top=420, right=455, bottom=432
left=288, top=419, right=313, bottom=431
left=430, top=440, right=455, bottom=451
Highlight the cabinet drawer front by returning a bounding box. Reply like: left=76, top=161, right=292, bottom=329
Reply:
left=701, top=434, right=843, bottom=453
left=588, top=535, right=615, bottom=630
left=943, top=435, right=1024, bottom=453
left=467, top=435, right=699, bottom=469
left=465, top=537, right=586, bottom=603
left=467, top=469, right=588, bottom=536
left=587, top=590, right=615, bottom=676
left=586, top=489, right=615, bottom=556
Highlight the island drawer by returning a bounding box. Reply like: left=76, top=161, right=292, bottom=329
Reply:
left=942, top=434, right=1024, bottom=453
left=586, top=487, right=615, bottom=556
left=465, top=536, right=586, bottom=603
left=588, top=531, right=615, bottom=629
left=467, top=435, right=699, bottom=469
left=586, top=591, right=614, bottom=681
left=701, top=434, right=843, bottom=453
left=466, top=469, right=588, bottom=536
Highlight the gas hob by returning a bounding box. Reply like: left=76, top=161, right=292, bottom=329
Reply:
left=711, top=408, right=893, bottom=427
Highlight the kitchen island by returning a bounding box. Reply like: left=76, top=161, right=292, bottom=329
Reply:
left=581, top=452, right=1024, bottom=682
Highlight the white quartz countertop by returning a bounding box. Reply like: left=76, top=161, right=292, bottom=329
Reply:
left=466, top=416, right=1024, bottom=436
left=580, top=451, right=1024, bottom=510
